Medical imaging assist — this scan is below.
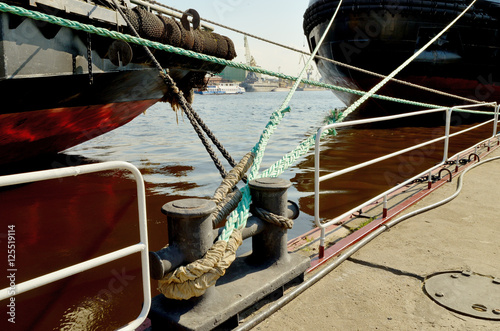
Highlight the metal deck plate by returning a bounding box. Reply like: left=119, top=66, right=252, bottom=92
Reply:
left=424, top=271, right=500, bottom=320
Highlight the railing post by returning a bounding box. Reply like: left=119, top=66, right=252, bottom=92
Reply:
left=383, top=195, right=388, bottom=218
left=493, top=104, right=499, bottom=137
left=442, top=108, right=452, bottom=164
left=248, top=177, right=292, bottom=264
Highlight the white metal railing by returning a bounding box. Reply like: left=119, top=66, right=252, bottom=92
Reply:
left=0, top=161, right=150, bottom=331
left=314, top=103, right=500, bottom=256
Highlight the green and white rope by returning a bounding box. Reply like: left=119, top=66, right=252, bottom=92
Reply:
left=1, top=1, right=491, bottom=116
left=219, top=1, right=345, bottom=241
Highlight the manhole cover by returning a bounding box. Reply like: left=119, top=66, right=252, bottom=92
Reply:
left=424, top=271, right=500, bottom=320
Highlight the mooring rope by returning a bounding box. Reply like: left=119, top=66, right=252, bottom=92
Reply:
left=219, top=0, right=345, bottom=242
left=158, top=229, right=242, bottom=300
left=111, top=0, right=238, bottom=178
left=143, top=0, right=484, bottom=105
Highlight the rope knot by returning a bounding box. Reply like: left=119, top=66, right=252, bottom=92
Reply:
left=252, top=206, right=294, bottom=229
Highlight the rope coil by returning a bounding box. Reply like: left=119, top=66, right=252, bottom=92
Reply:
left=158, top=229, right=242, bottom=300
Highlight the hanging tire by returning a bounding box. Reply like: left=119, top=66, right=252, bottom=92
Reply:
left=224, top=35, right=237, bottom=60
left=192, top=29, right=205, bottom=53
left=134, top=7, right=164, bottom=41
left=200, top=30, right=217, bottom=56
left=212, top=33, right=229, bottom=59
left=122, top=8, right=140, bottom=35
left=175, top=20, right=195, bottom=50
left=158, top=15, right=181, bottom=47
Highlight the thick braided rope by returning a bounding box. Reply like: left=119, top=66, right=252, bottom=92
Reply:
left=158, top=229, right=242, bottom=300
left=212, top=152, right=254, bottom=205
left=0, top=2, right=447, bottom=110
left=252, top=207, right=293, bottom=229
left=211, top=152, right=253, bottom=227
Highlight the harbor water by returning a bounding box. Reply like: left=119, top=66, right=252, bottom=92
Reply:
left=0, top=90, right=495, bottom=330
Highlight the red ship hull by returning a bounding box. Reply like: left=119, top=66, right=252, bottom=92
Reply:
left=0, top=99, right=158, bottom=164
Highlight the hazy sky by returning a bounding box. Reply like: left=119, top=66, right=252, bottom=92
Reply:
left=161, top=0, right=315, bottom=77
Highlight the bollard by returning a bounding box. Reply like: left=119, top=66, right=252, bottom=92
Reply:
left=150, top=199, right=216, bottom=287
left=149, top=185, right=310, bottom=330
left=249, top=177, right=292, bottom=264
left=162, top=198, right=216, bottom=262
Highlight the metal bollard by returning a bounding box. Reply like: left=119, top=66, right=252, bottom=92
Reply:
left=150, top=198, right=216, bottom=282
left=248, top=177, right=292, bottom=264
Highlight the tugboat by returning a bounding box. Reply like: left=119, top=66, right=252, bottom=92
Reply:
left=0, top=0, right=236, bottom=164
left=303, top=0, right=500, bottom=116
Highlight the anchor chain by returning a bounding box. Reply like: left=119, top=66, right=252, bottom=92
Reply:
left=86, top=32, right=93, bottom=85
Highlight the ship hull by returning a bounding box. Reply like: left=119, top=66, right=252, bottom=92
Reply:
left=303, top=0, right=500, bottom=118
left=0, top=1, right=238, bottom=164
left=0, top=69, right=165, bottom=164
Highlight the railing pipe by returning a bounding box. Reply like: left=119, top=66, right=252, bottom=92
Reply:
left=315, top=160, right=444, bottom=229
left=316, top=132, right=497, bottom=232
left=0, top=244, right=144, bottom=299
left=319, top=130, right=446, bottom=183
left=314, top=103, right=498, bottom=246
left=493, top=104, right=499, bottom=137
left=0, top=161, right=150, bottom=331
left=442, top=108, right=452, bottom=163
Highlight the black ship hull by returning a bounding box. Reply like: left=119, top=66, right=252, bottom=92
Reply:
left=303, top=0, right=500, bottom=119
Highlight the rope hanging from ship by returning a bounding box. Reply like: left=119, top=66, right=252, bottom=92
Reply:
left=111, top=0, right=240, bottom=180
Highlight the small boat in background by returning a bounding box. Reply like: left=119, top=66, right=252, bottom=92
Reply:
left=195, top=82, right=245, bottom=95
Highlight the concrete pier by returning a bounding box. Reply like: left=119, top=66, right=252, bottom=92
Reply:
left=252, top=148, right=500, bottom=330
